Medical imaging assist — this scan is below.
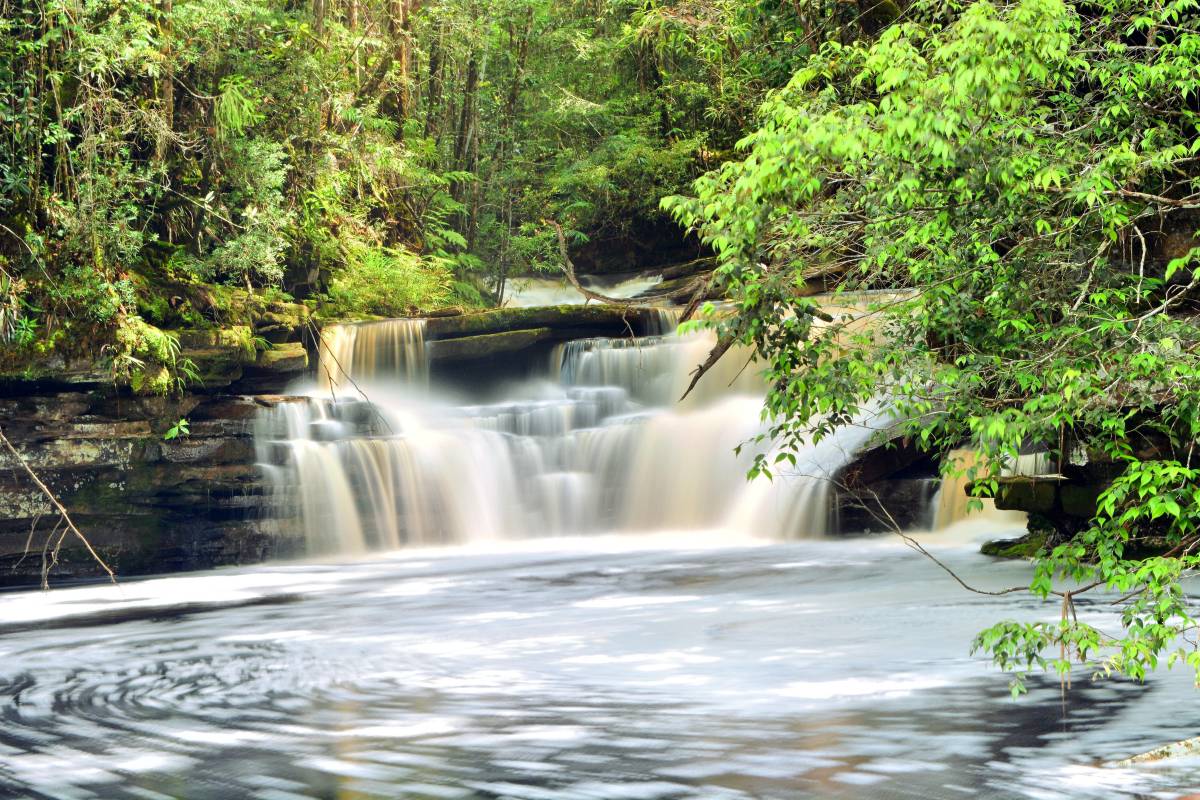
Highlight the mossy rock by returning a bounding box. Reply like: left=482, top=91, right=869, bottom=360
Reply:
left=173, top=326, right=255, bottom=361
left=130, top=365, right=173, bottom=396
left=423, top=304, right=664, bottom=339
left=426, top=328, right=554, bottom=362
left=251, top=342, right=308, bottom=373
left=981, top=530, right=1047, bottom=559
left=181, top=347, right=248, bottom=388
left=256, top=307, right=309, bottom=331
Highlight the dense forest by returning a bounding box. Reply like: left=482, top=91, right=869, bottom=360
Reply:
left=4, top=0, right=1200, bottom=692
left=0, top=0, right=885, bottom=389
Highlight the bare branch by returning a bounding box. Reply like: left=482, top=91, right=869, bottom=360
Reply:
left=0, top=426, right=114, bottom=586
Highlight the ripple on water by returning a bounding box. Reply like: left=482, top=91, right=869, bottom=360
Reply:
left=0, top=541, right=1198, bottom=799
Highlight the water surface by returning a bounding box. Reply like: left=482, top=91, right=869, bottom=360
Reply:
left=2, top=528, right=1198, bottom=799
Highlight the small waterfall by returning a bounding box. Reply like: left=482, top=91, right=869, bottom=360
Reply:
left=551, top=327, right=760, bottom=407
left=258, top=313, right=876, bottom=554
left=930, top=449, right=1041, bottom=530
left=317, top=319, right=427, bottom=393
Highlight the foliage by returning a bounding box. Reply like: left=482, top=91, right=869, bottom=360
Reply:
left=164, top=418, right=191, bottom=440
left=2, top=0, right=849, bottom=349
left=321, top=245, right=451, bottom=317
left=667, top=0, right=1200, bottom=690
left=109, top=316, right=196, bottom=395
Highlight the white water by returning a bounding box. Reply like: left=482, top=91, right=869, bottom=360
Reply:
left=317, top=318, right=428, bottom=391
left=3, top=530, right=1200, bottom=799
left=502, top=274, right=664, bottom=307
left=9, top=312, right=1200, bottom=798
left=257, top=316, right=891, bottom=554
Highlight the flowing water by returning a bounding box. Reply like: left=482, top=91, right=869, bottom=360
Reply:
left=258, top=317, right=877, bottom=554
left=501, top=275, right=665, bottom=307
left=2, top=313, right=1200, bottom=798
left=2, top=530, right=1200, bottom=799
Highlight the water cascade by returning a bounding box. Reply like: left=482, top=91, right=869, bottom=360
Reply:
left=256, top=315, right=896, bottom=553
left=316, top=318, right=428, bottom=391
left=931, top=449, right=1043, bottom=530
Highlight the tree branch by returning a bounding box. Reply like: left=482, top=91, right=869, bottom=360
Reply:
left=0, top=426, right=114, bottom=588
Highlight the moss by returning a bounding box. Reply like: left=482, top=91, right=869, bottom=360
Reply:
left=252, top=341, right=308, bottom=373
left=423, top=304, right=663, bottom=338
left=172, top=326, right=256, bottom=362
left=981, top=530, right=1048, bottom=559
left=180, top=346, right=248, bottom=387
left=115, top=317, right=176, bottom=365
left=137, top=292, right=173, bottom=327
left=426, top=327, right=553, bottom=361
left=130, top=365, right=172, bottom=395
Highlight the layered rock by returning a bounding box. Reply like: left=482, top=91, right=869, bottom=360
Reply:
left=0, top=305, right=312, bottom=588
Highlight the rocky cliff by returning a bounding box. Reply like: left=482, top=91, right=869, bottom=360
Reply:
left=0, top=302, right=313, bottom=588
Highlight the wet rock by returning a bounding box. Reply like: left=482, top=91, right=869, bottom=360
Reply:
left=993, top=478, right=1059, bottom=514
left=1060, top=483, right=1103, bottom=517
left=424, top=305, right=668, bottom=339
left=980, top=530, right=1047, bottom=558
left=426, top=328, right=554, bottom=362
left=0, top=389, right=301, bottom=588
left=833, top=478, right=940, bottom=534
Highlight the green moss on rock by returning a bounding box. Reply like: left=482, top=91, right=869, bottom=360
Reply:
left=981, top=530, right=1047, bottom=559
left=252, top=342, right=308, bottom=373
left=426, top=327, right=554, bottom=362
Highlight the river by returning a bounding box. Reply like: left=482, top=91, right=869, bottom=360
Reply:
left=2, top=528, right=1200, bottom=798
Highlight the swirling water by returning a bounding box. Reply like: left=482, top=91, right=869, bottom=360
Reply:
left=2, top=530, right=1200, bottom=799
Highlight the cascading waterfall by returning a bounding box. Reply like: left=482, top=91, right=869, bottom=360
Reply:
left=317, top=318, right=428, bottom=392
left=257, top=315, right=893, bottom=554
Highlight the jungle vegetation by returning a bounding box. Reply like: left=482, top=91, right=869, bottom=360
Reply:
left=0, top=0, right=870, bottom=386
left=667, top=0, right=1200, bottom=691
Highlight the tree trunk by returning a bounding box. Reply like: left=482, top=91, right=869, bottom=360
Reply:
left=312, top=0, right=326, bottom=39
left=495, top=8, right=533, bottom=165
left=387, top=0, right=414, bottom=123
left=453, top=55, right=479, bottom=168
left=347, top=0, right=361, bottom=81
left=157, top=0, right=174, bottom=162
left=424, top=19, right=444, bottom=139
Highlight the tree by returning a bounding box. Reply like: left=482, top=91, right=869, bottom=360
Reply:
left=665, top=0, right=1200, bottom=693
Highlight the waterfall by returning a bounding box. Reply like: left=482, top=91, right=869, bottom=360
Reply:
left=930, top=449, right=1040, bottom=530
left=317, top=318, right=428, bottom=392
left=258, top=316, right=882, bottom=554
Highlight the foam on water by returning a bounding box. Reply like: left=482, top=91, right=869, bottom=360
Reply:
left=0, top=531, right=1197, bottom=799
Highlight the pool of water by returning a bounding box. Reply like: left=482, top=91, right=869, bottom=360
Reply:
left=1, top=526, right=1198, bottom=799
